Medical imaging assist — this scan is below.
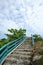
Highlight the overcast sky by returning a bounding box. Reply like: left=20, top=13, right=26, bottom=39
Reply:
left=0, top=0, right=43, bottom=36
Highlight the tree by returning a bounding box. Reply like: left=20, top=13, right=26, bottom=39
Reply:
left=0, top=28, right=26, bottom=48
left=5, top=28, right=26, bottom=41
left=33, top=34, right=43, bottom=42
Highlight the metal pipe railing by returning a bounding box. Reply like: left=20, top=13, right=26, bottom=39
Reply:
left=0, top=34, right=26, bottom=65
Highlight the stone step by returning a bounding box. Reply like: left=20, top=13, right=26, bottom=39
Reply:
left=18, top=60, right=30, bottom=65
left=5, top=57, right=18, bottom=63
left=16, top=42, right=32, bottom=49
left=24, top=41, right=31, bottom=43
left=15, top=49, right=33, bottom=52
left=7, top=54, right=31, bottom=60
left=3, top=63, right=17, bottom=65
left=17, top=46, right=32, bottom=49
left=22, top=42, right=31, bottom=44
left=4, top=58, right=30, bottom=65
left=12, top=51, right=32, bottom=55
left=4, top=58, right=23, bottom=65
left=3, top=62, right=12, bottom=65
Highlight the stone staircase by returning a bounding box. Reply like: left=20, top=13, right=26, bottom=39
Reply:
left=3, top=38, right=33, bottom=65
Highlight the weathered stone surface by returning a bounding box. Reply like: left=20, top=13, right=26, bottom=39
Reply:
left=33, top=55, right=42, bottom=61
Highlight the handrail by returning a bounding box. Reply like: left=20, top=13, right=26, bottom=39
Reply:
left=0, top=34, right=26, bottom=65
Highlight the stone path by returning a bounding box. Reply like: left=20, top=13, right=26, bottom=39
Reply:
left=3, top=38, right=33, bottom=65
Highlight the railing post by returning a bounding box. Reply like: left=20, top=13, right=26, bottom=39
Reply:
left=31, top=34, right=34, bottom=45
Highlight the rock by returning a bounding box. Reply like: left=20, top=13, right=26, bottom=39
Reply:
left=33, top=55, right=42, bottom=61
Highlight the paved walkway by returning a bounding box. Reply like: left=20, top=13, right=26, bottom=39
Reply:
left=3, top=38, right=33, bottom=65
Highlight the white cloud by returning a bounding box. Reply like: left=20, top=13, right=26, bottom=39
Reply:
left=0, top=0, right=43, bottom=36
left=0, top=19, right=19, bottom=33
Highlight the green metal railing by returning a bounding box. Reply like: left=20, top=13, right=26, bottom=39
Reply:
left=31, top=34, right=34, bottom=45
left=0, top=34, right=26, bottom=65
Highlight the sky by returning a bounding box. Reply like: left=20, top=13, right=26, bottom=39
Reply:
left=0, top=0, right=43, bottom=38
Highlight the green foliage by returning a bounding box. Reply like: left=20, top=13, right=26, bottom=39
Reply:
left=32, top=34, right=43, bottom=65
left=0, top=28, right=26, bottom=48
left=33, top=34, right=43, bottom=42
left=5, top=28, right=26, bottom=40
left=39, top=49, right=43, bottom=55
left=0, top=38, right=10, bottom=48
